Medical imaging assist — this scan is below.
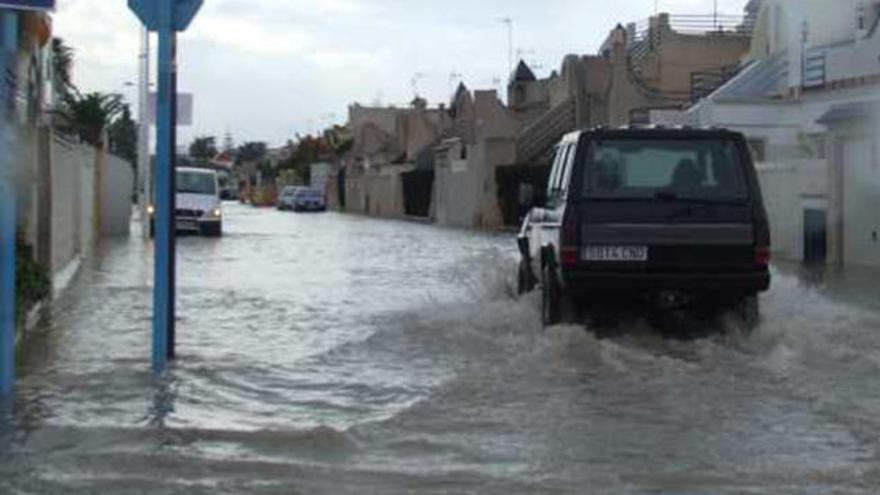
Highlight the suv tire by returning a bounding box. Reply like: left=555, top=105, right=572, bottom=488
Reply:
left=518, top=260, right=536, bottom=295
left=542, top=266, right=562, bottom=326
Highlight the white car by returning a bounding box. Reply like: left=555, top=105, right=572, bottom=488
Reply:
left=150, top=167, right=223, bottom=236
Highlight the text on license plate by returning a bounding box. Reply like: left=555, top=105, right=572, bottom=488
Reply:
left=176, top=220, right=197, bottom=230
left=582, top=246, right=648, bottom=262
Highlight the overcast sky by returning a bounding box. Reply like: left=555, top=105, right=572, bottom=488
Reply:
left=54, top=0, right=748, bottom=147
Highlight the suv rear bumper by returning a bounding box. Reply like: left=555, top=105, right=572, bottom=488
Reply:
left=563, top=270, right=770, bottom=295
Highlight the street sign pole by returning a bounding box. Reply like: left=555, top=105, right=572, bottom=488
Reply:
left=0, top=9, right=19, bottom=398
left=129, top=0, right=201, bottom=374
left=151, top=1, right=174, bottom=373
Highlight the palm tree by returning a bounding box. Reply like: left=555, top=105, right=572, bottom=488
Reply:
left=54, top=91, right=124, bottom=148
left=51, top=37, right=75, bottom=100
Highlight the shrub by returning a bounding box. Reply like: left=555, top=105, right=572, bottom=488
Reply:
left=15, top=232, right=50, bottom=322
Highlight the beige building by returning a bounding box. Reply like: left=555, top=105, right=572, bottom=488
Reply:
left=335, top=99, right=451, bottom=218
left=432, top=85, right=517, bottom=229
left=511, top=12, right=754, bottom=167
left=658, top=0, right=880, bottom=267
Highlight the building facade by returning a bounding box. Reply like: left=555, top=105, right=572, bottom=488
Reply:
left=660, top=0, right=880, bottom=267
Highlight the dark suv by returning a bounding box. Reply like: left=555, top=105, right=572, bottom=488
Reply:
left=517, top=127, right=771, bottom=326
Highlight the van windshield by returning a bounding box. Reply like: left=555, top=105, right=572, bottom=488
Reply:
left=581, top=138, right=748, bottom=202
left=296, top=189, right=323, bottom=199
left=177, top=171, right=217, bottom=195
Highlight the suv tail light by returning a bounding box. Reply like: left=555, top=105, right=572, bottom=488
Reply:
left=560, top=210, right=578, bottom=268
left=755, top=246, right=771, bottom=267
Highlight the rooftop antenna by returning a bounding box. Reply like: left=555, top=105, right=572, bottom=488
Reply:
left=500, top=17, right=513, bottom=77
left=714, top=0, right=718, bottom=31
left=410, top=72, right=427, bottom=98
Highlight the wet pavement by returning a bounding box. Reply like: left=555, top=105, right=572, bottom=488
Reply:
left=2, top=202, right=880, bottom=494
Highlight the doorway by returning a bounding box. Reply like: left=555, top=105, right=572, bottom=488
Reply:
left=803, top=208, right=827, bottom=264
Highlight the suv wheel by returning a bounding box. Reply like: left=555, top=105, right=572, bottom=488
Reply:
left=542, top=266, right=561, bottom=326
left=736, top=295, right=760, bottom=330
left=517, top=260, right=535, bottom=295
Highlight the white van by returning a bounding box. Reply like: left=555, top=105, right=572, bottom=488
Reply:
left=149, top=167, right=223, bottom=236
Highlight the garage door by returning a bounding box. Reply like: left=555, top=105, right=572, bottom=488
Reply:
left=843, top=138, right=880, bottom=267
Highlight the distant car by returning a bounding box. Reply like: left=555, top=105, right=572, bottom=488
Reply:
left=292, top=188, right=326, bottom=212
left=277, top=186, right=304, bottom=211
left=150, top=167, right=223, bottom=236
left=517, top=127, right=771, bottom=326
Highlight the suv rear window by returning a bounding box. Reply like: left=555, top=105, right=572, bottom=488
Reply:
left=580, top=138, right=748, bottom=201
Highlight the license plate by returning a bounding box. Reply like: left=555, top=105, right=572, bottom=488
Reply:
left=583, top=245, right=648, bottom=262
left=176, top=220, right=197, bottom=231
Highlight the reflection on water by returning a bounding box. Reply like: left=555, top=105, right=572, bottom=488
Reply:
left=1, top=204, right=879, bottom=494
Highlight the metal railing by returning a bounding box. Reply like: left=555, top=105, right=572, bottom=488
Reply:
left=627, top=13, right=755, bottom=56
left=516, top=97, right=576, bottom=165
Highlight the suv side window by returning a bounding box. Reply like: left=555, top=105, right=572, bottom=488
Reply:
left=546, top=145, right=564, bottom=198
left=547, top=143, right=574, bottom=206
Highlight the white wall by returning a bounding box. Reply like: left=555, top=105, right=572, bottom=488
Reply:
left=101, top=154, right=133, bottom=237
left=50, top=137, right=92, bottom=275
left=757, top=160, right=829, bottom=261
left=842, top=136, right=880, bottom=266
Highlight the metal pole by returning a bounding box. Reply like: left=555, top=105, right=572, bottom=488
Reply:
left=152, top=0, right=176, bottom=373
left=0, top=9, right=17, bottom=398
left=506, top=18, right=513, bottom=77
left=167, top=32, right=177, bottom=361
left=138, top=27, right=151, bottom=240
left=714, top=0, right=718, bottom=31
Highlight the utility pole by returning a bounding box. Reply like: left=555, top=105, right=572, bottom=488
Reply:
left=138, top=27, right=151, bottom=240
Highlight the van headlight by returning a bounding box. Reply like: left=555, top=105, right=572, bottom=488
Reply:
left=147, top=204, right=155, bottom=216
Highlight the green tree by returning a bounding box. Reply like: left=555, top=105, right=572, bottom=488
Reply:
left=189, top=136, right=218, bottom=165
left=236, top=141, right=268, bottom=164
left=54, top=91, right=125, bottom=148
left=108, top=104, right=137, bottom=163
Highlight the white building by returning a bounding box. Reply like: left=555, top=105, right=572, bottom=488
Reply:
left=658, top=0, right=880, bottom=267
left=310, top=162, right=334, bottom=191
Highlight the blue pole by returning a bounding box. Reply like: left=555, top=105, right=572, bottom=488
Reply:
left=0, top=10, right=18, bottom=398
left=152, top=0, right=175, bottom=374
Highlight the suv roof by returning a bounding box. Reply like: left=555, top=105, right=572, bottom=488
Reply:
left=560, top=126, right=743, bottom=145
left=177, top=166, right=217, bottom=175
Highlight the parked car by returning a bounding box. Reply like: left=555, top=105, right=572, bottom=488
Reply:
left=277, top=186, right=304, bottom=211
left=149, top=167, right=223, bottom=237
left=517, top=127, right=771, bottom=326
left=292, top=187, right=327, bottom=212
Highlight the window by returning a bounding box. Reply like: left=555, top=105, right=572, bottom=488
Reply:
left=806, top=134, right=827, bottom=160
left=547, top=145, right=566, bottom=198
left=581, top=138, right=748, bottom=201
left=177, top=171, right=217, bottom=195
left=515, top=86, right=527, bottom=105
left=747, top=138, right=767, bottom=162
left=548, top=144, right=573, bottom=202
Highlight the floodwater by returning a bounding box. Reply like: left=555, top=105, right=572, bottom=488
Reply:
left=2, top=203, right=880, bottom=494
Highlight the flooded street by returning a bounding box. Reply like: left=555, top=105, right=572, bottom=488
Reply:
left=2, top=203, right=880, bottom=494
